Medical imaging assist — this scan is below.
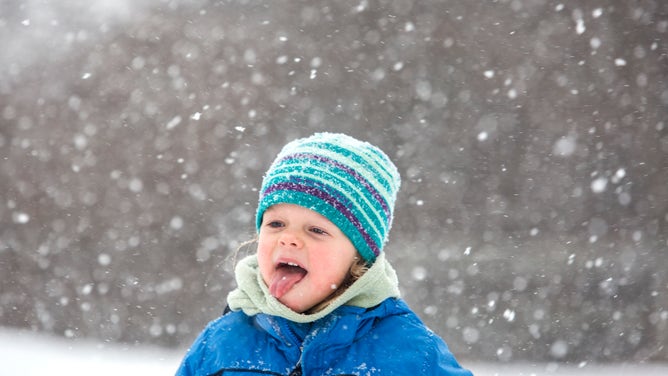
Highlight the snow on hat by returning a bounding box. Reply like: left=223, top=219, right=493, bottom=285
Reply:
left=256, top=132, right=401, bottom=264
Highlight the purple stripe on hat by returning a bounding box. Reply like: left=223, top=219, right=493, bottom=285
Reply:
left=280, top=152, right=391, bottom=219
left=264, top=181, right=381, bottom=257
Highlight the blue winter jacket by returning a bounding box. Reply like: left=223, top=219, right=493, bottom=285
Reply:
left=176, top=297, right=473, bottom=376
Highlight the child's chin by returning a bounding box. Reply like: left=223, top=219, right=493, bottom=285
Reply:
left=279, top=295, right=312, bottom=313
left=283, top=302, right=308, bottom=313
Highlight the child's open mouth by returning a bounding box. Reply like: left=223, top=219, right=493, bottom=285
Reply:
left=269, top=262, right=307, bottom=299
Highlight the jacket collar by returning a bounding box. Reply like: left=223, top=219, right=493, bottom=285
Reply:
left=255, top=298, right=409, bottom=350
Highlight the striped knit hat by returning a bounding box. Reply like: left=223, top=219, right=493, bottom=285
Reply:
left=256, top=132, right=401, bottom=264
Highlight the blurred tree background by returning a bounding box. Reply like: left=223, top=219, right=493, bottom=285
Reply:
left=1, top=0, right=667, bottom=364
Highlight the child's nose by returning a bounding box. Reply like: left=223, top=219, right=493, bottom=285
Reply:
left=279, top=231, right=303, bottom=248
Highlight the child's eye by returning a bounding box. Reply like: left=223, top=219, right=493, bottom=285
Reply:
left=310, top=227, right=328, bottom=235
left=266, top=220, right=284, bottom=228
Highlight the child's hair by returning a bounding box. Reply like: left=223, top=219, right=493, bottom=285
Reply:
left=254, top=132, right=401, bottom=265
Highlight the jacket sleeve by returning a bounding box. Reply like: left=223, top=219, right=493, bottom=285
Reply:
left=174, top=323, right=213, bottom=376
left=375, top=308, right=473, bottom=376
left=426, top=330, right=473, bottom=376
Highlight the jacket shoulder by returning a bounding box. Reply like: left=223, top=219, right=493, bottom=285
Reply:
left=361, top=299, right=473, bottom=376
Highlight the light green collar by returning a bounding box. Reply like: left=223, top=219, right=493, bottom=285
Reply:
left=227, top=253, right=400, bottom=323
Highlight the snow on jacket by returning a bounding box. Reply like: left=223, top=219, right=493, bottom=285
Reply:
left=175, top=297, right=473, bottom=376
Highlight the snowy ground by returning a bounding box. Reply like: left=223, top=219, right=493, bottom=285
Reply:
left=1, top=327, right=181, bottom=375
left=2, top=327, right=667, bottom=375
left=467, top=361, right=668, bottom=376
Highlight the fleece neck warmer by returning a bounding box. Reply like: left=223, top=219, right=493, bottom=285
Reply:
left=227, top=252, right=400, bottom=323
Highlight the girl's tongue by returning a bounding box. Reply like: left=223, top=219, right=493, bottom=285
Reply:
left=269, top=264, right=307, bottom=298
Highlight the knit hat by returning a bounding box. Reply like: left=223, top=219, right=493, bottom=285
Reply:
left=256, top=132, right=401, bottom=264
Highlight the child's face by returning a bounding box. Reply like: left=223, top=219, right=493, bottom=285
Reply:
left=257, top=203, right=358, bottom=313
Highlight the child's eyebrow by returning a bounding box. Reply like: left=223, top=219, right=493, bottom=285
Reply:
left=263, top=207, right=280, bottom=216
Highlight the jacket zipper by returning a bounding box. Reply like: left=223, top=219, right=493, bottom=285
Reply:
left=288, top=361, right=302, bottom=376
left=278, top=319, right=304, bottom=376
left=288, top=348, right=304, bottom=376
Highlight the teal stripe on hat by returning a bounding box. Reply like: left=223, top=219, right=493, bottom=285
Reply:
left=266, top=160, right=388, bottom=242
left=291, top=143, right=398, bottom=209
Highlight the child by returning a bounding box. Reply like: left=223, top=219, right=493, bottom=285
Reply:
left=176, top=132, right=473, bottom=376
